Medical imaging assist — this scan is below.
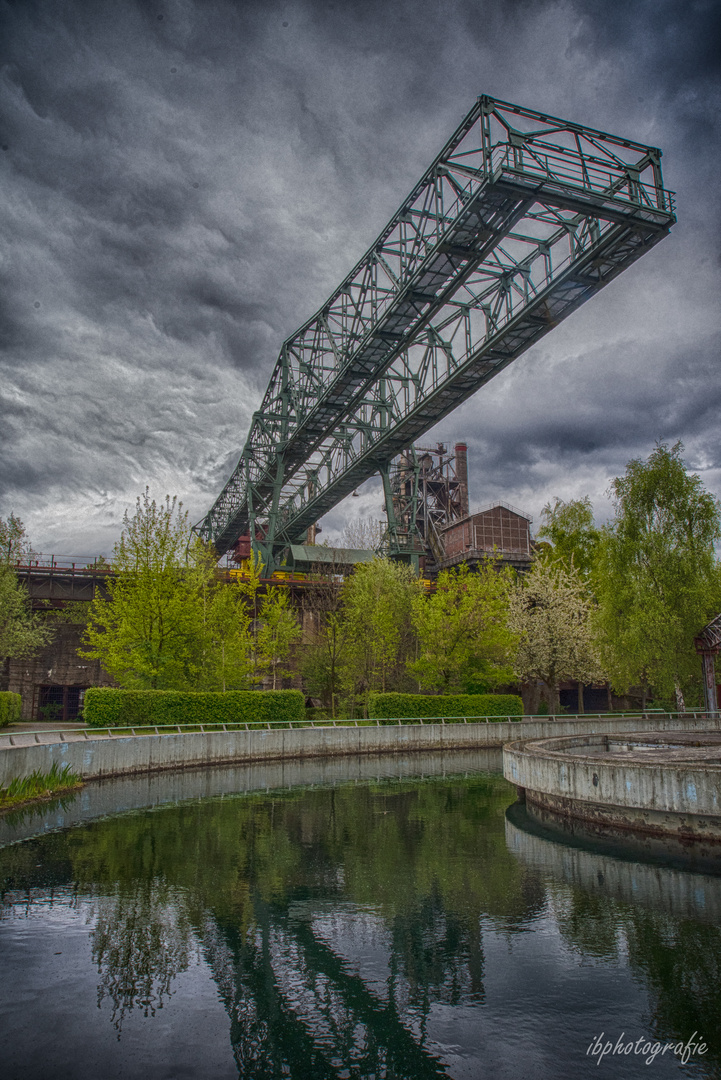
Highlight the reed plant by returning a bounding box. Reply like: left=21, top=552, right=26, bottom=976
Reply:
left=0, top=762, right=83, bottom=810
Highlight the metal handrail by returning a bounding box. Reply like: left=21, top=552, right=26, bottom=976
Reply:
left=0, top=711, right=702, bottom=746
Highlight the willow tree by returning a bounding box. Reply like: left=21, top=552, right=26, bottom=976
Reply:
left=536, top=496, right=601, bottom=578
left=594, top=442, right=721, bottom=710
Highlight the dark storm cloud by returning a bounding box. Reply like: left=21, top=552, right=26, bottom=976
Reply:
left=0, top=0, right=719, bottom=551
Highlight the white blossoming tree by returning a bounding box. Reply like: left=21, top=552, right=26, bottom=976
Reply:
left=510, top=556, right=604, bottom=713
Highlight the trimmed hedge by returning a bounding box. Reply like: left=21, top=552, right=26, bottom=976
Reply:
left=83, top=688, right=306, bottom=728
left=0, top=692, right=22, bottom=728
left=368, top=692, right=523, bottom=722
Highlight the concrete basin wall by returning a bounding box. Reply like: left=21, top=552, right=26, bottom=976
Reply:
left=503, top=727, right=721, bottom=842
left=504, top=730, right=721, bottom=817
left=1, top=714, right=719, bottom=785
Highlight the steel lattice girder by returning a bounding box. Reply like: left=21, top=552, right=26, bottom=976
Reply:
left=195, top=95, right=675, bottom=560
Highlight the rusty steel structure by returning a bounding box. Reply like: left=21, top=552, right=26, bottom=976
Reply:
left=382, top=442, right=469, bottom=569
left=694, top=614, right=721, bottom=716
left=194, top=96, right=676, bottom=572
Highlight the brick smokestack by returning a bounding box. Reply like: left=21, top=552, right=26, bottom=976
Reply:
left=455, top=442, right=469, bottom=517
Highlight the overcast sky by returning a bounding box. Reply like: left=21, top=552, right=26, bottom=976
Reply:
left=1, top=0, right=719, bottom=556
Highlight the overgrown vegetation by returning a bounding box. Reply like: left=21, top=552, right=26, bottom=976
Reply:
left=0, top=692, right=22, bottom=727
left=0, top=763, right=82, bottom=810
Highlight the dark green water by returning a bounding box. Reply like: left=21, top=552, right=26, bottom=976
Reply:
left=0, top=753, right=719, bottom=1080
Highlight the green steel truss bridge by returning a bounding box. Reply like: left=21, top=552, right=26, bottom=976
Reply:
left=194, top=96, right=675, bottom=569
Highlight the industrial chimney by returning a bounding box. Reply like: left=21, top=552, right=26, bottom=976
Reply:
left=455, top=442, right=469, bottom=518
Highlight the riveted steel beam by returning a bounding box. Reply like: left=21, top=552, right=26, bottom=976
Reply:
left=194, top=96, right=675, bottom=568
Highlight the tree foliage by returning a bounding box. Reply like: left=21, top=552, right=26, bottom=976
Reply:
left=536, top=496, right=601, bottom=577
left=0, top=515, right=53, bottom=664
left=0, top=513, right=37, bottom=564
left=510, top=556, right=604, bottom=711
left=82, top=490, right=257, bottom=691
left=594, top=442, right=721, bottom=707
left=339, top=558, right=417, bottom=715
left=340, top=516, right=386, bottom=551
left=256, top=587, right=302, bottom=690
left=409, top=561, right=517, bottom=693
left=196, top=548, right=258, bottom=692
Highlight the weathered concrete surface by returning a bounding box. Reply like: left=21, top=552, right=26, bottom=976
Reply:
left=0, top=747, right=504, bottom=847
left=0, top=714, right=717, bottom=786
left=505, top=802, right=721, bottom=919
left=503, top=728, right=721, bottom=842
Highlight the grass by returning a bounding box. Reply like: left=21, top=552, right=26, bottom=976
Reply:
left=0, top=763, right=83, bottom=811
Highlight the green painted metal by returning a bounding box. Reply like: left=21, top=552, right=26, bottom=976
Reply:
left=194, top=96, right=675, bottom=570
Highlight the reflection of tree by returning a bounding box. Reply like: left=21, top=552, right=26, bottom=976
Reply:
left=0, top=772, right=544, bottom=1074
left=557, top=890, right=721, bottom=1074
left=91, top=884, right=195, bottom=1033
left=627, top=913, right=721, bottom=1073
left=553, top=887, right=626, bottom=962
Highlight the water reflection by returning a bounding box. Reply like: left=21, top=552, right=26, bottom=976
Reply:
left=91, top=888, right=196, bottom=1031
left=506, top=801, right=721, bottom=1073
left=1, top=758, right=720, bottom=1078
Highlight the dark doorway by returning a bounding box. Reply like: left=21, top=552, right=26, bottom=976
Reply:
left=558, top=684, right=610, bottom=713
left=37, top=685, right=86, bottom=723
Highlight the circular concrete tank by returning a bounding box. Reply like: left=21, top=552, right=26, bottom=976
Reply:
left=503, top=730, right=721, bottom=847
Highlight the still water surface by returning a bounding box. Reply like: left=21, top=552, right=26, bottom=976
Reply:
left=0, top=751, right=719, bottom=1080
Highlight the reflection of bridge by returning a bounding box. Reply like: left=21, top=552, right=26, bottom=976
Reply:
left=194, top=95, right=675, bottom=572
left=203, top=895, right=468, bottom=1078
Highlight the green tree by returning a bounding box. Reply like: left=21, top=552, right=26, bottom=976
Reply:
left=0, top=515, right=53, bottom=666
left=594, top=442, right=721, bottom=709
left=0, top=513, right=37, bottom=564
left=0, top=565, right=54, bottom=663
left=256, top=587, right=302, bottom=690
left=81, top=490, right=211, bottom=689
left=340, top=558, right=417, bottom=716
left=196, top=551, right=258, bottom=692
left=536, top=496, right=601, bottom=578
left=510, top=555, right=604, bottom=712
left=408, top=561, right=516, bottom=693
left=300, top=566, right=352, bottom=717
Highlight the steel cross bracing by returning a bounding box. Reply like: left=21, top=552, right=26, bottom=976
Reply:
left=195, top=95, right=675, bottom=566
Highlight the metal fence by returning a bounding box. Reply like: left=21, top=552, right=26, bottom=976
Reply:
left=0, top=710, right=695, bottom=747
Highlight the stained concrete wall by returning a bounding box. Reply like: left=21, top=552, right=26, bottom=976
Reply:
left=504, top=808, right=721, bottom=923
left=8, top=622, right=116, bottom=720
left=503, top=727, right=721, bottom=818
left=1, top=714, right=717, bottom=786
left=0, top=748, right=504, bottom=847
